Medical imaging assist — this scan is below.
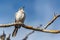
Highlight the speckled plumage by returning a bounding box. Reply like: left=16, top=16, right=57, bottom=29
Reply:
left=12, top=7, right=25, bottom=37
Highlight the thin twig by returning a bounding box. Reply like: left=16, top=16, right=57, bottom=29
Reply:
left=44, top=14, right=60, bottom=29
left=22, top=25, right=42, bottom=40
left=6, top=34, right=11, bottom=40
left=22, top=31, right=34, bottom=40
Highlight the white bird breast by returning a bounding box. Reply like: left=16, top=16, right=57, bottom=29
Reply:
left=15, top=11, right=25, bottom=21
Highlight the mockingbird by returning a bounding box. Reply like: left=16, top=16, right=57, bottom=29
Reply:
left=12, top=7, right=25, bottom=37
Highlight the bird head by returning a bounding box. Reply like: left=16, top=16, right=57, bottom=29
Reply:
left=19, top=7, right=24, bottom=12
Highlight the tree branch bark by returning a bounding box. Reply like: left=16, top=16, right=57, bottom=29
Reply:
left=44, top=14, right=60, bottom=29
left=0, top=21, right=60, bottom=33
left=0, top=15, right=60, bottom=34
left=0, top=22, right=22, bottom=27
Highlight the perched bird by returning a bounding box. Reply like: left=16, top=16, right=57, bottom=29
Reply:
left=12, top=7, right=25, bottom=37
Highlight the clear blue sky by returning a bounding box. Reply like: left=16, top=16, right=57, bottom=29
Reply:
left=0, top=0, right=60, bottom=40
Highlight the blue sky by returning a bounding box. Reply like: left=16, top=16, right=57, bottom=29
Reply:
left=0, top=0, right=60, bottom=40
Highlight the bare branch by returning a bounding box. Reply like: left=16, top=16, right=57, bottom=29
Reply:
left=0, top=21, right=60, bottom=34
left=22, top=24, right=60, bottom=33
left=0, top=22, right=22, bottom=27
left=22, top=26, right=42, bottom=40
left=6, top=34, right=11, bottom=40
left=22, top=31, right=35, bottom=40
left=0, top=31, right=6, bottom=40
left=44, top=14, right=60, bottom=29
left=0, top=15, right=60, bottom=34
left=0, top=20, right=60, bottom=33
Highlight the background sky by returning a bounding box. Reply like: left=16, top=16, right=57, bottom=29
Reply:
left=0, top=0, right=60, bottom=40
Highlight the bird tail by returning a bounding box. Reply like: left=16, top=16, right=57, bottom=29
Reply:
left=12, top=27, right=19, bottom=37
left=12, top=25, right=21, bottom=37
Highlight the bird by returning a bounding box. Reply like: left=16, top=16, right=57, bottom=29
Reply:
left=12, top=7, right=25, bottom=37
